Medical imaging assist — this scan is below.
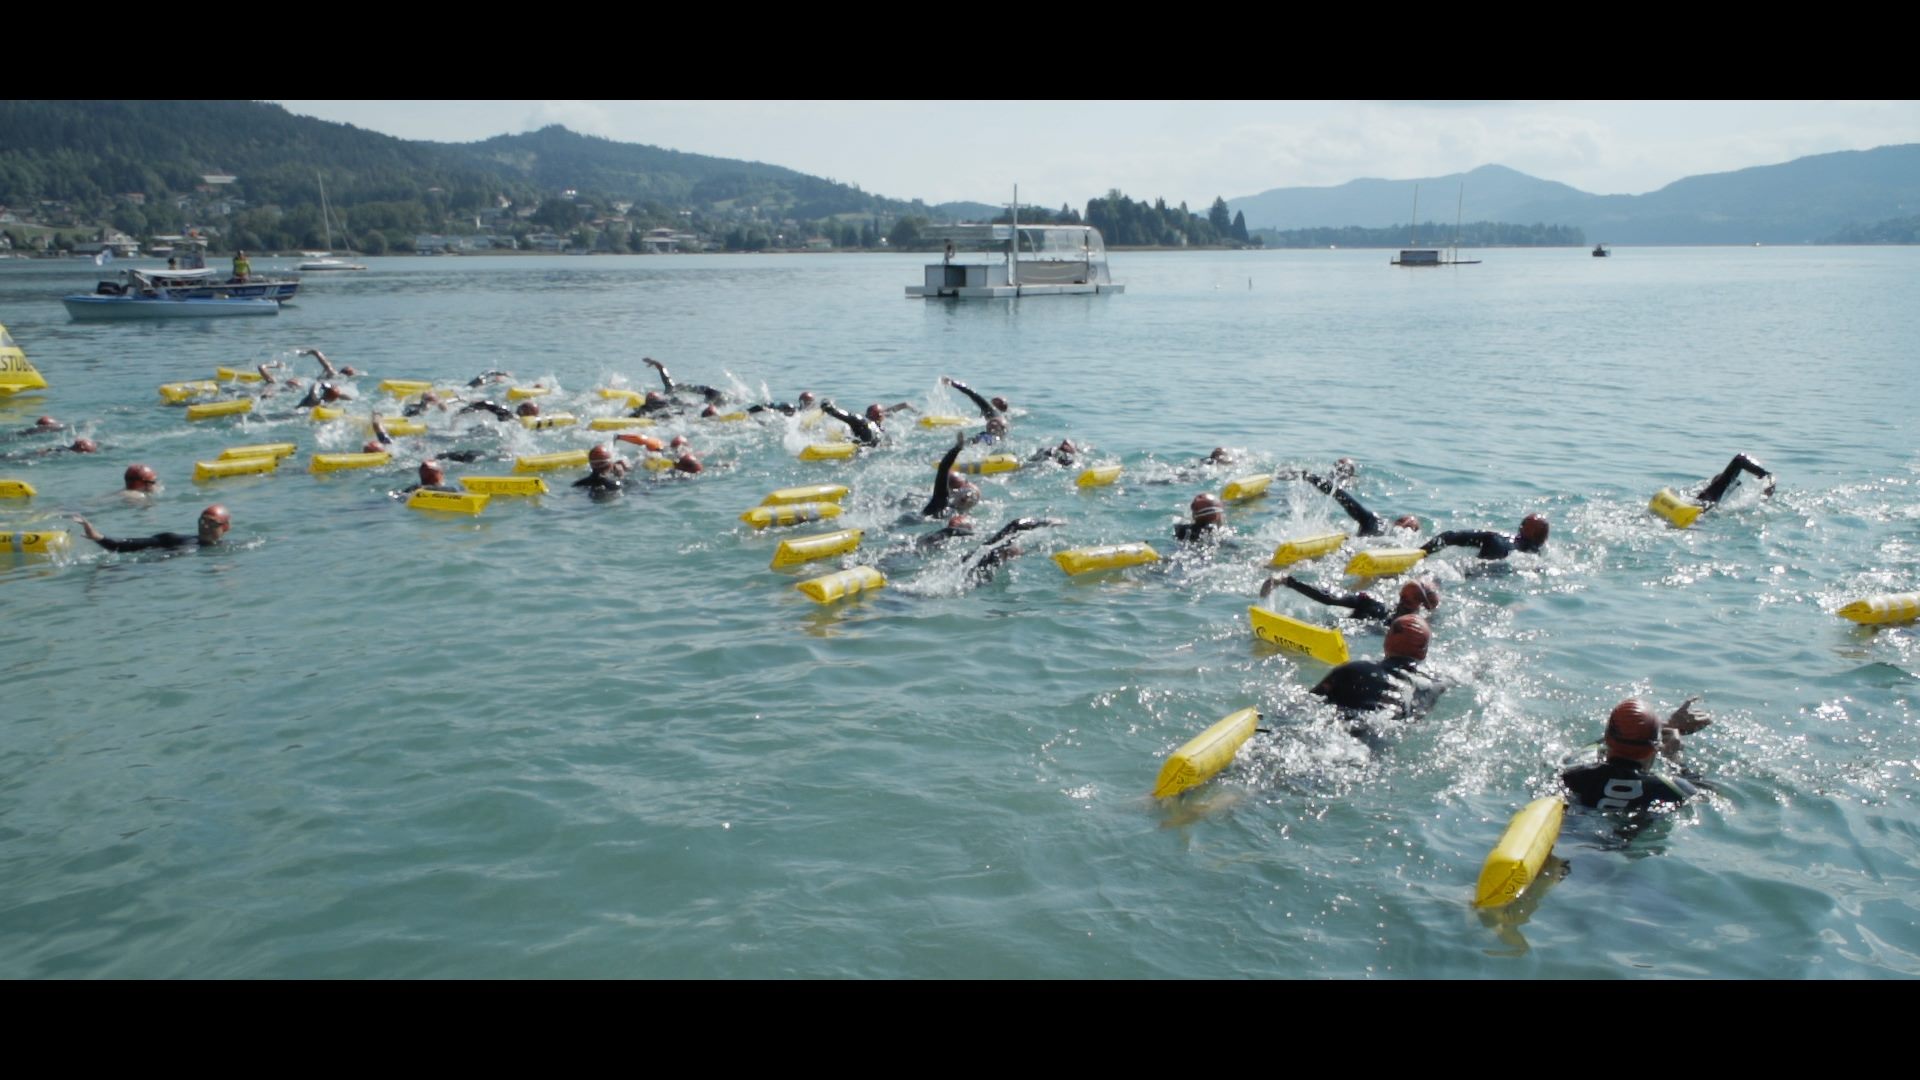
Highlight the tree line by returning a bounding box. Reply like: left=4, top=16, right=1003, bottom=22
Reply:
left=1253, top=221, right=1585, bottom=248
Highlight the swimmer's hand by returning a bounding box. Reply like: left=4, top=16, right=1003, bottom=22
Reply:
left=70, top=514, right=103, bottom=542
left=1669, top=696, right=1711, bottom=734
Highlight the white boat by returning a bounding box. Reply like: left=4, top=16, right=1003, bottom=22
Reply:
left=62, top=293, right=280, bottom=320
left=909, top=186, right=1122, bottom=299
left=92, top=266, right=300, bottom=303
left=298, top=174, right=369, bottom=272
left=1391, top=183, right=1480, bottom=267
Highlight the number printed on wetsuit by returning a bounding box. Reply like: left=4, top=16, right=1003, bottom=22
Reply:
left=1598, top=778, right=1643, bottom=811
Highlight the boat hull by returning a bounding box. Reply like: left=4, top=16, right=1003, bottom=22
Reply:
left=907, top=282, right=1125, bottom=298
left=63, top=296, right=281, bottom=320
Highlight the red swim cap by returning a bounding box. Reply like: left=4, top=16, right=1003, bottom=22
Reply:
left=1398, top=579, right=1441, bottom=612
left=865, top=404, right=885, bottom=423
left=674, top=453, right=703, bottom=474
left=419, top=459, right=444, bottom=483
left=1191, top=493, right=1225, bottom=525
left=322, top=385, right=343, bottom=402
left=1384, top=614, right=1430, bottom=661
left=701, top=405, right=719, bottom=418
left=516, top=401, right=540, bottom=417
left=1605, top=699, right=1661, bottom=763
left=645, top=391, right=666, bottom=405
left=35, top=415, right=58, bottom=428
left=70, top=438, right=98, bottom=453
left=124, top=463, right=158, bottom=489
left=1520, top=513, right=1550, bottom=546
left=361, top=440, right=386, bottom=454
left=200, top=504, right=231, bottom=528
left=798, top=391, right=816, bottom=406
left=1394, top=515, right=1421, bottom=531
left=948, top=514, right=974, bottom=531
left=589, top=443, right=614, bottom=464
left=669, top=435, right=688, bottom=450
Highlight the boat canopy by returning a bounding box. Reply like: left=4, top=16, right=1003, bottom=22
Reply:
left=921, top=224, right=1106, bottom=256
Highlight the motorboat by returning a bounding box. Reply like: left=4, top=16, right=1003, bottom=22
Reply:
left=63, top=289, right=280, bottom=320
left=909, top=185, right=1122, bottom=299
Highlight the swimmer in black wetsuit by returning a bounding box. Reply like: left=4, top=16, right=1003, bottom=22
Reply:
left=961, top=516, right=1059, bottom=585
left=1027, top=440, right=1080, bottom=467
left=296, top=381, right=353, bottom=409
left=298, top=348, right=362, bottom=378
left=820, top=401, right=882, bottom=447
left=642, top=357, right=727, bottom=405
left=1261, top=575, right=1440, bottom=625
left=1421, top=513, right=1549, bottom=560
left=123, top=463, right=160, bottom=496
left=940, top=376, right=1008, bottom=418
left=459, top=399, right=515, bottom=421
left=969, top=414, right=1009, bottom=446
left=5, top=437, right=98, bottom=459
left=4, top=416, right=68, bottom=440
left=395, top=459, right=460, bottom=496
left=572, top=443, right=632, bottom=495
left=1174, top=493, right=1226, bottom=544
left=627, top=390, right=679, bottom=418
left=1561, top=698, right=1711, bottom=812
left=402, top=391, right=457, bottom=418
left=1687, top=453, right=1776, bottom=509
left=917, top=435, right=981, bottom=519
left=73, top=504, right=231, bottom=553
left=1283, top=470, right=1420, bottom=538
left=1310, top=614, right=1444, bottom=738
left=917, top=513, right=976, bottom=552
left=467, top=370, right=513, bottom=388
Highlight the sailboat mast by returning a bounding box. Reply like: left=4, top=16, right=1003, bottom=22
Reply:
left=1010, top=184, right=1018, bottom=288
left=1410, top=184, right=1420, bottom=247
left=1453, top=182, right=1464, bottom=262
left=318, top=173, right=334, bottom=252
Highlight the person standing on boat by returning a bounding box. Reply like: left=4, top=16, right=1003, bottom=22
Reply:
left=1421, top=514, right=1549, bottom=560
left=1561, top=698, right=1710, bottom=811
left=1261, top=575, right=1439, bottom=625
left=230, top=250, right=251, bottom=282
left=1309, top=614, right=1444, bottom=736
left=72, top=505, right=231, bottom=553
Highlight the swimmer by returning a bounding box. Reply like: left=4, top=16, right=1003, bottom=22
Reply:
left=6, top=437, right=97, bottom=459
left=916, top=513, right=977, bottom=552
left=746, top=390, right=818, bottom=417
left=1421, top=513, right=1549, bottom=560
left=627, top=390, right=679, bottom=418
left=919, top=435, right=981, bottom=518
left=397, top=459, right=460, bottom=496
left=1027, top=439, right=1080, bottom=467
left=5, top=416, right=67, bottom=440
left=1173, top=493, right=1226, bottom=543
left=1561, top=698, right=1712, bottom=812
left=940, top=376, right=1008, bottom=418
left=1260, top=575, right=1439, bottom=625
left=819, top=401, right=881, bottom=447
left=960, top=516, right=1060, bottom=586
left=295, top=381, right=353, bottom=409
left=572, top=443, right=631, bottom=494
left=1309, top=614, right=1445, bottom=737
left=969, top=414, right=1008, bottom=446
left=466, top=370, right=514, bottom=388
left=642, top=357, right=728, bottom=405
left=515, top=401, right=540, bottom=419
left=1281, top=470, right=1418, bottom=538
left=298, top=348, right=361, bottom=379
left=123, top=463, right=160, bottom=495
left=458, top=400, right=515, bottom=422
left=1686, top=453, right=1776, bottom=510
left=402, top=391, right=455, bottom=418
left=73, top=504, right=231, bottom=553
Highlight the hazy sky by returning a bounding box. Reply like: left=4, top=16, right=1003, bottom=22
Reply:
left=275, top=100, right=1919, bottom=208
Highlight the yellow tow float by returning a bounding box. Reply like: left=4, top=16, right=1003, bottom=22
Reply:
left=521, top=413, right=577, bottom=430
left=378, top=379, right=433, bottom=398
left=918, top=415, right=970, bottom=428
left=771, top=528, right=863, bottom=569
left=507, top=386, right=552, bottom=401
left=741, top=502, right=843, bottom=530
left=514, top=450, right=589, bottom=473
left=185, top=398, right=254, bottom=421
left=597, top=388, right=643, bottom=406
left=215, top=366, right=264, bottom=383
left=407, top=489, right=490, bottom=515
left=952, top=454, right=1020, bottom=475
left=1270, top=532, right=1347, bottom=568
left=310, top=452, right=390, bottom=473
left=1053, top=543, right=1160, bottom=576
left=1835, top=592, right=1920, bottom=625
left=158, top=380, right=219, bottom=403
left=800, top=443, right=858, bottom=462
left=1248, top=605, right=1351, bottom=665
left=1345, top=547, right=1426, bottom=578
left=1221, top=473, right=1272, bottom=502
left=194, top=457, right=278, bottom=482
left=1076, top=465, right=1123, bottom=488
left=1475, top=797, right=1566, bottom=909
left=309, top=406, right=344, bottom=422
left=2, top=530, right=68, bottom=555
left=221, top=443, right=297, bottom=461
left=763, top=484, right=848, bottom=506
left=0, top=479, right=39, bottom=499
left=461, top=476, right=549, bottom=496
left=1648, top=488, right=1705, bottom=528
left=1153, top=707, right=1260, bottom=798
left=796, top=565, right=886, bottom=603
left=589, top=417, right=655, bottom=431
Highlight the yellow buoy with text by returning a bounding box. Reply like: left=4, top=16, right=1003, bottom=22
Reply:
left=771, top=528, right=863, bottom=569
left=310, top=452, right=390, bottom=473
left=1153, top=707, right=1260, bottom=798
left=1270, top=532, right=1347, bottom=568
left=407, top=489, right=490, bottom=515
left=461, top=476, right=549, bottom=496
left=1345, top=547, right=1426, bottom=578
left=186, top=398, right=253, bottom=421
left=4, top=530, right=69, bottom=555
left=1475, top=797, right=1567, bottom=909
left=1248, top=605, right=1351, bottom=666
left=0, top=324, right=48, bottom=396
left=1053, top=543, right=1160, bottom=576
left=1648, top=488, right=1705, bottom=528
left=0, top=479, right=38, bottom=499
left=796, top=565, right=886, bottom=603
left=1836, top=592, right=1920, bottom=625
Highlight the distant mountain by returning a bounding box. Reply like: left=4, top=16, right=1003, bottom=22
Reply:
left=1228, top=147, right=1920, bottom=244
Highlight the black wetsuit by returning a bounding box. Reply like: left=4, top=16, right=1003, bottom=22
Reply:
left=459, top=400, right=514, bottom=421
left=747, top=402, right=800, bottom=416
left=961, top=518, right=1053, bottom=585
left=1297, top=472, right=1384, bottom=536
left=1694, top=453, right=1773, bottom=507
left=466, top=371, right=512, bottom=388
left=627, top=397, right=678, bottom=418
left=398, top=483, right=461, bottom=495
left=921, top=440, right=967, bottom=517
left=947, top=380, right=1002, bottom=419
left=916, top=523, right=976, bottom=551
left=1310, top=656, right=1442, bottom=734
left=1562, top=757, right=1698, bottom=812
left=968, top=428, right=1003, bottom=447
left=651, top=363, right=726, bottom=404
left=1028, top=445, right=1077, bottom=467
left=88, top=531, right=205, bottom=553
left=1280, top=577, right=1394, bottom=623
left=573, top=470, right=624, bottom=494
left=1422, top=530, right=1541, bottom=560
left=1173, top=520, right=1223, bottom=544
left=820, top=404, right=880, bottom=447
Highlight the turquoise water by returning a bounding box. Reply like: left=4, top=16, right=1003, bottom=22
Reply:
left=1, top=248, right=1916, bottom=978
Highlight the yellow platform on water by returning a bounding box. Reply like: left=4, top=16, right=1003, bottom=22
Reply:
left=507, top=386, right=552, bottom=400
left=3, top=530, right=68, bottom=555
left=796, top=565, right=886, bottom=603
left=1345, top=547, right=1426, bottom=578
left=1648, top=487, right=1705, bottom=528
left=378, top=379, right=433, bottom=398
left=763, top=484, right=848, bottom=507
left=1054, top=542, right=1160, bottom=576
left=0, top=479, right=38, bottom=499
left=800, top=442, right=858, bottom=461
left=1153, top=707, right=1260, bottom=798
left=221, top=443, right=297, bottom=461
left=461, top=476, right=549, bottom=496
left=589, top=417, right=655, bottom=431
left=215, top=366, right=264, bottom=383
left=1221, top=473, right=1272, bottom=502
left=310, top=451, right=390, bottom=473
left=1248, top=605, right=1351, bottom=665
left=407, top=489, right=490, bottom=515
left=194, top=456, right=278, bottom=482
left=159, top=380, right=220, bottom=403
left=521, top=413, right=577, bottom=430
left=1836, top=592, right=1920, bottom=625
left=1270, top=532, right=1347, bottom=568
left=186, top=398, right=253, bottom=421
left=918, top=415, right=970, bottom=428
left=953, top=454, right=1020, bottom=475
left=742, top=502, right=843, bottom=529
left=1, top=324, right=48, bottom=396
left=1076, top=465, right=1123, bottom=488
left=771, top=528, right=863, bottom=569
left=514, top=450, right=589, bottom=473
left=1475, top=797, right=1566, bottom=909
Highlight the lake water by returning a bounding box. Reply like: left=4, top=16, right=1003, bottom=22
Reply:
left=1, top=247, right=1916, bottom=978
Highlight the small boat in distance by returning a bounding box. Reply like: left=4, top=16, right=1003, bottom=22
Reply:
left=1392, top=183, right=1480, bottom=267
left=299, top=173, right=368, bottom=271
left=63, top=292, right=280, bottom=320
left=908, top=186, right=1123, bottom=299
left=1592, top=243, right=1610, bottom=257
